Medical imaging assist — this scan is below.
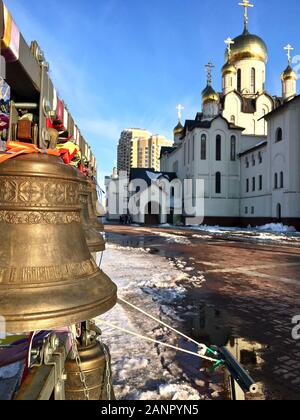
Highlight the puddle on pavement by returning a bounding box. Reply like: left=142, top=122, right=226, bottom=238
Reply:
left=186, top=302, right=266, bottom=399
left=107, top=232, right=171, bottom=257
left=106, top=229, right=268, bottom=399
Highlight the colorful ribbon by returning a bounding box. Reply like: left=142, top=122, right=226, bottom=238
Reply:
left=1, top=4, right=20, bottom=63
left=56, top=141, right=81, bottom=165
left=0, top=141, right=60, bottom=164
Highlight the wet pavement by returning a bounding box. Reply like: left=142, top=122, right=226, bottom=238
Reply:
left=105, top=224, right=300, bottom=400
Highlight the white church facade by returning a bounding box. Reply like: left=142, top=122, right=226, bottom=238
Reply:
left=160, top=1, right=300, bottom=229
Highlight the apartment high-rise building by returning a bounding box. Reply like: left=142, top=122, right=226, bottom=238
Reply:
left=117, top=129, right=173, bottom=173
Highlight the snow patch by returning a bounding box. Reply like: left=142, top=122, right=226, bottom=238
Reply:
left=146, top=171, right=162, bottom=181
left=158, top=383, right=202, bottom=400
left=256, top=223, right=296, bottom=233
left=96, top=245, right=203, bottom=400
left=155, top=231, right=191, bottom=245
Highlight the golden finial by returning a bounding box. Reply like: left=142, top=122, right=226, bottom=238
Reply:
left=205, top=62, right=215, bottom=86
left=225, top=37, right=235, bottom=58
left=238, top=0, right=254, bottom=31
left=284, top=44, right=294, bottom=65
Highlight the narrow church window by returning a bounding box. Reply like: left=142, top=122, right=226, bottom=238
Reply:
left=251, top=68, right=256, bottom=94
left=277, top=203, right=282, bottom=220
left=201, top=134, right=207, bottom=160
left=276, top=128, right=283, bottom=142
left=274, top=173, right=278, bottom=189
left=192, top=136, right=195, bottom=161
left=245, top=207, right=248, bottom=215
left=246, top=157, right=249, bottom=168
left=216, top=172, right=221, bottom=194
left=231, top=136, right=236, bottom=161
left=259, top=175, right=263, bottom=190
left=280, top=172, right=284, bottom=188
left=216, top=135, right=221, bottom=161
left=231, top=115, right=236, bottom=124
left=251, top=206, right=255, bottom=215
left=237, top=69, right=242, bottom=92
left=246, top=178, right=249, bottom=193
left=258, top=151, right=262, bottom=164
left=252, top=177, right=256, bottom=191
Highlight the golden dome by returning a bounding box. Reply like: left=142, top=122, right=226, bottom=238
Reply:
left=281, top=65, right=297, bottom=81
left=222, top=61, right=237, bottom=76
left=202, top=85, right=219, bottom=104
left=225, top=30, right=268, bottom=64
left=173, top=122, right=184, bottom=135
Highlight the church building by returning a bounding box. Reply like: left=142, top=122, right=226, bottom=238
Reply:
left=161, top=1, right=300, bottom=228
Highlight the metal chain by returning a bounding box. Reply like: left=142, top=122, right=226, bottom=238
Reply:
left=69, top=327, right=90, bottom=401
left=99, top=339, right=111, bottom=400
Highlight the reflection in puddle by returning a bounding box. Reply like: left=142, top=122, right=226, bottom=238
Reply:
left=227, top=337, right=264, bottom=368
left=192, top=303, right=231, bottom=347
left=191, top=302, right=266, bottom=399
left=107, top=232, right=168, bottom=256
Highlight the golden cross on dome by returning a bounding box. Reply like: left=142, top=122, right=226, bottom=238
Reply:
left=225, top=38, right=235, bottom=58
left=176, top=104, right=184, bottom=122
left=284, top=44, right=294, bottom=64
left=205, top=62, right=215, bottom=86
left=238, top=0, right=254, bottom=31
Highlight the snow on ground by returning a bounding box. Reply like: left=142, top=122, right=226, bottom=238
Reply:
left=153, top=231, right=191, bottom=245
left=255, top=223, right=296, bottom=233
left=95, top=244, right=211, bottom=400
left=158, top=223, right=300, bottom=246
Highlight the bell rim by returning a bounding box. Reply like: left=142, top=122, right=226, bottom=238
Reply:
left=2, top=289, right=117, bottom=334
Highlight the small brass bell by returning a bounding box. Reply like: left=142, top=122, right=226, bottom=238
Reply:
left=65, top=322, right=114, bottom=400
left=87, top=178, right=105, bottom=234
left=77, top=172, right=105, bottom=253
left=0, top=154, right=117, bottom=333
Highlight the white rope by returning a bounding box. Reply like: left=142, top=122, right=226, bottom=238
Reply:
left=118, top=297, right=211, bottom=353
left=97, top=318, right=219, bottom=363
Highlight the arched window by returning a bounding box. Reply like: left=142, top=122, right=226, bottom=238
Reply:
left=251, top=68, right=256, bottom=93
left=230, top=135, right=236, bottom=161
left=274, top=173, right=278, bottom=189
left=277, top=203, right=282, bottom=220
left=276, top=128, right=283, bottom=142
left=280, top=171, right=284, bottom=188
left=216, top=135, right=221, bottom=161
left=262, top=109, right=267, bottom=135
left=201, top=134, right=207, bottom=160
left=216, top=172, right=221, bottom=194
left=237, top=69, right=242, bottom=92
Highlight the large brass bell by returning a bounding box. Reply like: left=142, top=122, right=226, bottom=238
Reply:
left=65, top=322, right=114, bottom=400
left=77, top=172, right=105, bottom=253
left=0, top=154, right=117, bottom=333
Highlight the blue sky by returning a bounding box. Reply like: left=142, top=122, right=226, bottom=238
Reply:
left=5, top=0, right=300, bottom=183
